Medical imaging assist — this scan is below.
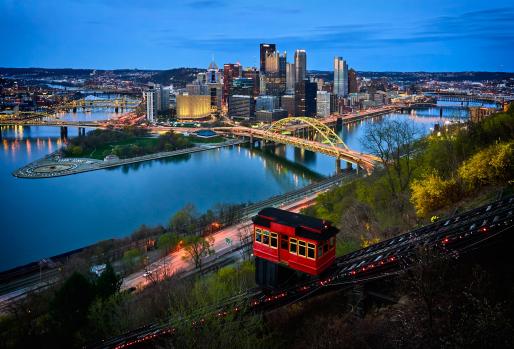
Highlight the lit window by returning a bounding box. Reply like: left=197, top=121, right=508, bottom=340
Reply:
left=298, top=241, right=306, bottom=257
left=255, top=229, right=262, bottom=243
left=281, top=235, right=288, bottom=249
left=289, top=238, right=297, bottom=254
left=307, top=243, right=315, bottom=259
left=263, top=231, right=270, bottom=245
left=270, top=233, right=278, bottom=248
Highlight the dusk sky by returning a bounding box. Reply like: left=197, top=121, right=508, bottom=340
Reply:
left=1, top=0, right=514, bottom=72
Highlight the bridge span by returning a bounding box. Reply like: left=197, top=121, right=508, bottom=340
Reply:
left=215, top=117, right=380, bottom=173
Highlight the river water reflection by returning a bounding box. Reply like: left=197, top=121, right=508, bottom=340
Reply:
left=0, top=103, right=475, bottom=270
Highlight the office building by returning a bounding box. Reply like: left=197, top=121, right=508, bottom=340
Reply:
left=242, top=67, right=260, bottom=96
left=264, top=51, right=287, bottom=96
left=255, top=109, right=287, bottom=123
left=317, top=91, right=331, bottom=117
left=143, top=90, right=155, bottom=122
left=294, top=80, right=317, bottom=117
left=256, top=95, right=279, bottom=111
left=176, top=95, right=211, bottom=120
left=281, top=95, right=295, bottom=117
left=223, top=63, right=241, bottom=106
left=334, top=56, right=348, bottom=97
left=231, top=77, right=255, bottom=96
left=286, top=63, right=295, bottom=93
left=349, top=68, right=358, bottom=93
left=294, top=49, right=307, bottom=82
left=259, top=43, right=276, bottom=73
left=228, top=95, right=255, bottom=120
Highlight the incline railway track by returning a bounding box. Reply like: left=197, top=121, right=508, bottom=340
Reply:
left=90, top=196, right=514, bottom=349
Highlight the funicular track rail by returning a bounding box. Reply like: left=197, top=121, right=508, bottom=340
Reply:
left=90, top=196, right=514, bottom=349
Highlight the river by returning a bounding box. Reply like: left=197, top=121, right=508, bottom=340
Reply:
left=0, top=101, right=491, bottom=271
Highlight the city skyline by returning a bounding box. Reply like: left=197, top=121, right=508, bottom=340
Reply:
left=1, top=0, right=514, bottom=72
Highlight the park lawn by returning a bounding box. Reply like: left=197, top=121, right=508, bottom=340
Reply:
left=86, top=137, right=160, bottom=160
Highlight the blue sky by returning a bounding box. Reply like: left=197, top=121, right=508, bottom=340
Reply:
left=1, top=0, right=513, bottom=71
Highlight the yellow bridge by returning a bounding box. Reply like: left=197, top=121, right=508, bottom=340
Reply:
left=58, top=98, right=140, bottom=110
left=216, top=117, right=380, bottom=173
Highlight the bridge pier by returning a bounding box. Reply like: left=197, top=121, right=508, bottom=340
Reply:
left=336, top=117, right=342, bottom=128
left=335, top=158, right=341, bottom=175
left=60, top=126, right=68, bottom=140
left=115, top=107, right=119, bottom=113
left=72, top=107, right=77, bottom=113
left=439, top=107, right=443, bottom=117
left=78, top=127, right=86, bottom=137
left=346, top=162, right=353, bottom=171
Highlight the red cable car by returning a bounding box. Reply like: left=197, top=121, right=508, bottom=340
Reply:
left=252, top=207, right=338, bottom=278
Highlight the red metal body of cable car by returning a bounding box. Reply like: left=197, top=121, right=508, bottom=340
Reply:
left=252, top=207, right=338, bottom=276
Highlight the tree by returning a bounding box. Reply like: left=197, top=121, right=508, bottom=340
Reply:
left=362, top=119, right=421, bottom=204
left=237, top=224, right=253, bottom=261
left=158, top=232, right=179, bottom=256
left=50, top=272, right=96, bottom=342
left=182, top=235, right=215, bottom=269
left=122, top=248, right=142, bottom=270
left=169, top=204, right=198, bottom=235
left=95, top=263, right=122, bottom=300
left=410, top=173, right=461, bottom=217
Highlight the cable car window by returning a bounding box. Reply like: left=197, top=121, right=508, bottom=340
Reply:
left=318, top=246, right=323, bottom=258
left=281, top=235, right=288, bottom=249
left=330, top=237, right=336, bottom=248
left=323, top=242, right=329, bottom=253
left=298, top=241, right=306, bottom=257
left=270, top=233, right=278, bottom=248
left=255, top=229, right=262, bottom=243
left=307, top=243, right=315, bottom=259
left=263, top=231, right=270, bottom=245
left=289, top=238, right=297, bottom=254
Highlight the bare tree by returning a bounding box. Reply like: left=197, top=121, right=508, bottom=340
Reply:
left=237, top=223, right=253, bottom=261
left=362, top=119, right=421, bottom=199
left=182, top=235, right=215, bottom=269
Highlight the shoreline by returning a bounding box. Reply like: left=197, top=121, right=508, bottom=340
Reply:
left=12, top=138, right=246, bottom=179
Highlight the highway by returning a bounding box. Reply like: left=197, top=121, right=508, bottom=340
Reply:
left=0, top=173, right=353, bottom=313
left=91, top=195, right=514, bottom=349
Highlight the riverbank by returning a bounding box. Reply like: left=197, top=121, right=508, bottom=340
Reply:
left=12, top=138, right=246, bottom=179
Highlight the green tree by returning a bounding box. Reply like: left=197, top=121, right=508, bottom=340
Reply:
left=95, top=264, right=122, bottom=300
left=182, top=235, right=215, bottom=269
left=122, top=248, right=142, bottom=270
left=158, top=232, right=179, bottom=255
left=169, top=204, right=198, bottom=235
left=50, top=272, right=96, bottom=344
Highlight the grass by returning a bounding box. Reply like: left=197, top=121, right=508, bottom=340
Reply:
left=85, top=137, right=158, bottom=160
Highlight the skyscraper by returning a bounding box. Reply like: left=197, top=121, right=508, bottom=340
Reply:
left=242, top=67, right=260, bottom=96
left=294, top=79, right=317, bottom=117
left=294, top=49, right=307, bottom=82
left=259, top=43, right=276, bottom=74
left=286, top=63, right=295, bottom=93
left=223, top=63, right=241, bottom=106
left=348, top=68, right=358, bottom=93
left=333, top=57, right=348, bottom=97
left=264, top=51, right=287, bottom=96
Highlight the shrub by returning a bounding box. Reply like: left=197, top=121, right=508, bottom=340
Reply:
left=410, top=173, right=461, bottom=217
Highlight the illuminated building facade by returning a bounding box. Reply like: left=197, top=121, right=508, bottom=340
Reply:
left=176, top=95, right=211, bottom=120
left=334, top=56, right=348, bottom=97
left=294, top=49, right=307, bottom=83
left=259, top=43, right=276, bottom=73
left=223, top=63, right=241, bottom=106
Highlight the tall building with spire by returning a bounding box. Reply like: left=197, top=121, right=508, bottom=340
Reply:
left=259, top=43, right=276, bottom=74
left=334, top=56, right=348, bottom=97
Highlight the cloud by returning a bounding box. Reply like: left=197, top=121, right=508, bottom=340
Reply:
left=185, top=0, right=225, bottom=8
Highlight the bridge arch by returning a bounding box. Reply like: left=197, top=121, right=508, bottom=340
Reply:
left=265, top=117, right=349, bottom=151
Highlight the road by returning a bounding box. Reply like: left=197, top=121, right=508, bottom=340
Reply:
left=121, top=193, right=320, bottom=290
